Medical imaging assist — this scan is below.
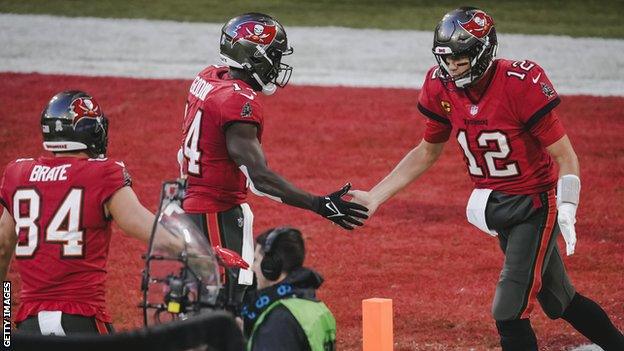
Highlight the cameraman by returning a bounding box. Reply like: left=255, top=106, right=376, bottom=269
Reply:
left=241, top=227, right=336, bottom=351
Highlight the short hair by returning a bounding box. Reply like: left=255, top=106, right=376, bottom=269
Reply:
left=256, top=227, right=305, bottom=273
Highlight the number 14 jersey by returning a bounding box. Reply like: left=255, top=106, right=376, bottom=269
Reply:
left=181, top=66, right=264, bottom=213
left=418, top=59, right=566, bottom=194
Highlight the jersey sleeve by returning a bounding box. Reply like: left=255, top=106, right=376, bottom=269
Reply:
left=529, top=110, right=566, bottom=147
left=418, top=68, right=452, bottom=143
left=423, top=118, right=452, bottom=143
left=0, top=166, right=9, bottom=211
left=99, top=160, right=132, bottom=205
left=219, top=91, right=263, bottom=131
left=417, top=67, right=452, bottom=127
left=509, top=61, right=561, bottom=128
left=0, top=161, right=20, bottom=214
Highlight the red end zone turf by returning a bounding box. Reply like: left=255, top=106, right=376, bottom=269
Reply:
left=0, top=73, right=622, bottom=350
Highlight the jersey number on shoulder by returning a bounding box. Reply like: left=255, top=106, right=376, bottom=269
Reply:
left=183, top=106, right=203, bottom=176
left=13, top=188, right=84, bottom=258
left=506, top=60, right=535, bottom=80
left=457, top=130, right=519, bottom=178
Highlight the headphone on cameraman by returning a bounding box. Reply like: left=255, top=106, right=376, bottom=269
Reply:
left=261, top=227, right=302, bottom=281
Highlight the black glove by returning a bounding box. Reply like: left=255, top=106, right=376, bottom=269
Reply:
left=314, top=183, right=369, bottom=230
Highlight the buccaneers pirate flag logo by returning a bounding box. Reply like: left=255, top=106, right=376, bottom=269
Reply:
left=459, top=10, right=494, bottom=39
left=232, top=21, right=277, bottom=45
left=70, top=97, right=102, bottom=124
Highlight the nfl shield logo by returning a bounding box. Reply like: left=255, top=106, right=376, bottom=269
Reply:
left=470, top=105, right=479, bottom=116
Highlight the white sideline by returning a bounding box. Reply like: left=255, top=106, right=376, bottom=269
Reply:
left=1, top=14, right=623, bottom=96
left=572, top=345, right=603, bottom=351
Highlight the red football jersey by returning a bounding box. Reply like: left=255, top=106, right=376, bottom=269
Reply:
left=181, top=66, right=264, bottom=213
left=0, top=156, right=131, bottom=323
left=417, top=59, right=565, bottom=194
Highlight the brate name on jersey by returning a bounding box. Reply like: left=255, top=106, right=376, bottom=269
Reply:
left=29, top=164, right=71, bottom=182
left=190, top=76, right=213, bottom=101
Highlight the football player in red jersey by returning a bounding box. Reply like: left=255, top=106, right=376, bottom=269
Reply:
left=0, top=91, right=159, bottom=335
left=179, top=13, right=368, bottom=313
left=350, top=7, right=623, bottom=351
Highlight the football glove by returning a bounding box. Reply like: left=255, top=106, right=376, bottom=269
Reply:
left=557, top=174, right=580, bottom=256
left=557, top=203, right=577, bottom=256
left=315, top=183, right=369, bottom=230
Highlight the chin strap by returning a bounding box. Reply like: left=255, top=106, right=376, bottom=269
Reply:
left=251, top=72, right=277, bottom=95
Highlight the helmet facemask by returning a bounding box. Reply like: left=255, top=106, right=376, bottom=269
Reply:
left=246, top=45, right=293, bottom=95
left=434, top=34, right=497, bottom=88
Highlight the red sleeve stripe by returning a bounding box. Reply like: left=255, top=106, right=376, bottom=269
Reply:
left=417, top=103, right=451, bottom=125
left=525, top=97, right=561, bottom=130
left=95, top=318, right=110, bottom=335
left=520, top=189, right=558, bottom=319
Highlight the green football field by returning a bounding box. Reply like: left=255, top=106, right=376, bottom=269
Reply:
left=1, top=0, right=623, bottom=38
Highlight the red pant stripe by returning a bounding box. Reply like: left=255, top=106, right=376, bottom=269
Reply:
left=521, top=189, right=557, bottom=319
left=207, top=213, right=226, bottom=280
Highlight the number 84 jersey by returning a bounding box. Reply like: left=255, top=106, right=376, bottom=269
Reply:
left=0, top=156, right=131, bottom=323
left=418, top=59, right=566, bottom=195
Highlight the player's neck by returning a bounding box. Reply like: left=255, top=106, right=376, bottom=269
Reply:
left=228, top=68, right=262, bottom=92
left=465, top=62, right=497, bottom=103
left=52, top=151, right=90, bottom=158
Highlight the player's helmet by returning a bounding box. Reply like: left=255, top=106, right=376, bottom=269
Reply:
left=41, top=90, right=108, bottom=158
left=220, top=13, right=293, bottom=95
left=432, top=7, right=498, bottom=88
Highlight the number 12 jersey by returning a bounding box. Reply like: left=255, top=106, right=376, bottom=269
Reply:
left=418, top=59, right=566, bottom=194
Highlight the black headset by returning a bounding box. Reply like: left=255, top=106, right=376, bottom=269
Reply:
left=260, top=227, right=301, bottom=281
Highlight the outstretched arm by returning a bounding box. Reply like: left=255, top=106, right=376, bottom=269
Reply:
left=0, top=208, right=16, bottom=281
left=226, top=123, right=317, bottom=210
left=225, top=123, right=368, bottom=229
left=350, top=139, right=445, bottom=216
left=107, top=186, right=155, bottom=243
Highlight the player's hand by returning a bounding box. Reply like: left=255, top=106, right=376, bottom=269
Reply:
left=347, top=189, right=380, bottom=217
left=315, top=183, right=369, bottom=230
left=557, top=203, right=577, bottom=256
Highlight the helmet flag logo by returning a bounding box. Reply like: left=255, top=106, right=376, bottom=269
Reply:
left=458, top=10, right=494, bottom=39
left=70, top=97, right=102, bottom=124
left=232, top=21, right=277, bottom=45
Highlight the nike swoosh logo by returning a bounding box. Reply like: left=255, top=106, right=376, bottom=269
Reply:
left=325, top=201, right=344, bottom=217
left=239, top=92, right=255, bottom=100
left=532, top=73, right=542, bottom=84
